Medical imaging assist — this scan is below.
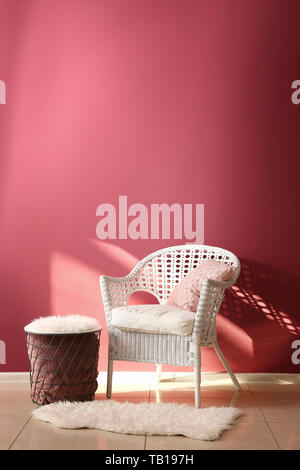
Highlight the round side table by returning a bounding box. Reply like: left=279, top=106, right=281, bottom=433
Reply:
left=25, top=318, right=102, bottom=406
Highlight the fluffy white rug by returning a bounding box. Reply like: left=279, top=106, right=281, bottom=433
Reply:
left=33, top=400, right=242, bottom=440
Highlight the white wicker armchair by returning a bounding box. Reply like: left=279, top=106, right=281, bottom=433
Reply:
left=100, top=244, right=241, bottom=407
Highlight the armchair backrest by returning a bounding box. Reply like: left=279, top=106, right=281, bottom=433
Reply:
left=127, top=244, right=240, bottom=304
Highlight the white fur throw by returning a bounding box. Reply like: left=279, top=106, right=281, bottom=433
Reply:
left=33, top=400, right=242, bottom=440
left=24, top=315, right=101, bottom=334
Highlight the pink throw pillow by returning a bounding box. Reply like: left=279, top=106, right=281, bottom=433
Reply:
left=166, top=260, right=235, bottom=312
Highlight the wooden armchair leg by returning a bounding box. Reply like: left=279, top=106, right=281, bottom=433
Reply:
left=106, top=359, right=114, bottom=399
left=214, top=343, right=241, bottom=391
left=194, top=364, right=201, bottom=408
left=156, top=364, right=162, bottom=383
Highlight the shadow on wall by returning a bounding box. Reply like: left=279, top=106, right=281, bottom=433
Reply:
left=217, top=258, right=300, bottom=373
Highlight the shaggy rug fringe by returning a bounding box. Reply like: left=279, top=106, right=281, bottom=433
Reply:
left=33, top=400, right=242, bottom=440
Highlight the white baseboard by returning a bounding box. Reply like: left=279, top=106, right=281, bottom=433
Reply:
left=1, top=371, right=299, bottom=384
left=0, top=372, right=30, bottom=382
left=97, top=371, right=300, bottom=384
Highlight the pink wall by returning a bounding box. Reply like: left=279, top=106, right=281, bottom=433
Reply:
left=0, top=0, right=299, bottom=373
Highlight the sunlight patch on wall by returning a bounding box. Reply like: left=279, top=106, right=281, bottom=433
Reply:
left=89, top=239, right=140, bottom=273
left=50, top=250, right=100, bottom=315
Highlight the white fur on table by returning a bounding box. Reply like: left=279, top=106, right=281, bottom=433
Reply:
left=24, top=315, right=101, bottom=334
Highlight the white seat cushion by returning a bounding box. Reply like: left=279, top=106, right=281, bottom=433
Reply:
left=111, top=304, right=195, bottom=336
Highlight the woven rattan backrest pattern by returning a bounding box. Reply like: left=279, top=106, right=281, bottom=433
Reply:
left=127, top=245, right=240, bottom=304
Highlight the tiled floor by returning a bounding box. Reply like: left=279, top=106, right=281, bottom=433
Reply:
left=1, top=373, right=300, bottom=450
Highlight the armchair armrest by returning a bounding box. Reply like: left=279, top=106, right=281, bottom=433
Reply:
left=100, top=273, right=134, bottom=327
left=192, top=277, right=231, bottom=342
